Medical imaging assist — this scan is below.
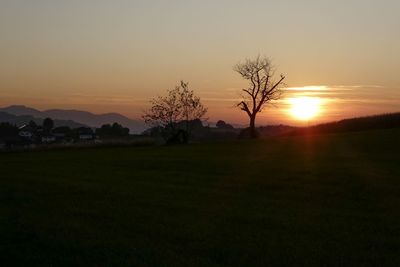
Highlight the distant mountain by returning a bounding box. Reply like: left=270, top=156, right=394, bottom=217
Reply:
left=0, top=105, right=44, bottom=118
left=0, top=111, right=86, bottom=129
left=0, top=105, right=146, bottom=133
left=44, top=109, right=146, bottom=133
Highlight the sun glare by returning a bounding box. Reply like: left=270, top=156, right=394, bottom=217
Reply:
left=289, top=97, right=321, bottom=121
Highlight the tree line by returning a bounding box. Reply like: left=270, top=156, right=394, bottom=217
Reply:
left=0, top=119, right=131, bottom=144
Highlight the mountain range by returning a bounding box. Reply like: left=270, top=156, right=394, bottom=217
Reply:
left=0, top=105, right=146, bottom=133
left=0, top=111, right=87, bottom=129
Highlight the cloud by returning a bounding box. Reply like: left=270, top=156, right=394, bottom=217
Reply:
left=202, top=97, right=241, bottom=102
left=285, top=84, right=385, bottom=92
left=331, top=85, right=384, bottom=89
left=64, top=94, right=149, bottom=105
left=285, top=86, right=329, bottom=91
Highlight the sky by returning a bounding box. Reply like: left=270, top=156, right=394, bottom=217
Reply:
left=1, top=0, right=399, bottom=125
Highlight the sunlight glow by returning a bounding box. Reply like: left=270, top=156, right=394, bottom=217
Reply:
left=286, top=86, right=328, bottom=91
left=289, top=97, right=322, bottom=121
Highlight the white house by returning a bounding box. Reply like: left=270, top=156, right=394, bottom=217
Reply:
left=41, top=136, right=56, bottom=143
left=19, top=131, right=33, bottom=139
left=79, top=134, right=95, bottom=140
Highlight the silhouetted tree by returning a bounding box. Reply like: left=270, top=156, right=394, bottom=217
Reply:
left=0, top=123, right=20, bottom=147
left=0, top=123, right=19, bottom=138
left=96, top=123, right=129, bottom=138
left=179, top=81, right=208, bottom=135
left=28, top=120, right=38, bottom=131
left=53, top=126, right=71, bottom=134
left=143, top=81, right=207, bottom=143
left=216, top=120, right=234, bottom=129
left=234, top=56, right=285, bottom=138
left=42, top=118, right=54, bottom=133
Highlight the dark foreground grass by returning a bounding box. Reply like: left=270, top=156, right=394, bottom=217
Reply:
left=1, top=129, right=400, bottom=266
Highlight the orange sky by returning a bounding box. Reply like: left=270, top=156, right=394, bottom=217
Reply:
left=1, top=1, right=399, bottom=125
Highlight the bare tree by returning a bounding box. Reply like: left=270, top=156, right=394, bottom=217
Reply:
left=143, top=81, right=207, bottom=143
left=234, top=56, right=285, bottom=138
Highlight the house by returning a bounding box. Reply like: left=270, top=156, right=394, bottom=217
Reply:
left=76, top=127, right=96, bottom=141
left=19, top=131, right=33, bottom=139
left=52, top=126, right=72, bottom=142
left=79, top=134, right=95, bottom=140
left=18, top=124, right=35, bottom=141
left=41, top=135, right=56, bottom=144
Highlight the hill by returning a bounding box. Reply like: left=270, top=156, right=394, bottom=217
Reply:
left=0, top=105, right=146, bottom=133
left=1, top=129, right=399, bottom=266
left=282, top=113, right=400, bottom=136
left=0, top=111, right=86, bottom=129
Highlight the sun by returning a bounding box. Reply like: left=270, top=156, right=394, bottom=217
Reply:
left=289, top=97, right=321, bottom=121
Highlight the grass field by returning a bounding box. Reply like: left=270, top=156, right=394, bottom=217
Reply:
left=1, top=129, right=400, bottom=266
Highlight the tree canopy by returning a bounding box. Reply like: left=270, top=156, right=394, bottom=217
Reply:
left=143, top=81, right=207, bottom=143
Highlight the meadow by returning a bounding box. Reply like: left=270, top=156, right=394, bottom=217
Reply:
left=1, top=129, right=399, bottom=266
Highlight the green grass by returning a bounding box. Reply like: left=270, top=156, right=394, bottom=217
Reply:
left=1, top=129, right=400, bottom=266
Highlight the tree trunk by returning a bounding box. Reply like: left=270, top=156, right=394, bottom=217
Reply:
left=249, top=115, right=257, bottom=138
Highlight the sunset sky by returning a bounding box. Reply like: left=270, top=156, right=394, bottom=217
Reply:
left=1, top=0, right=399, bottom=125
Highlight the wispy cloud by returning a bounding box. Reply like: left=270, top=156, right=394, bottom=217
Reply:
left=285, top=86, right=329, bottom=91
left=285, top=84, right=385, bottom=92
left=331, top=85, right=384, bottom=89
left=202, top=97, right=240, bottom=102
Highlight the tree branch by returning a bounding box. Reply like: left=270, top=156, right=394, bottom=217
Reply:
left=237, top=101, right=252, bottom=117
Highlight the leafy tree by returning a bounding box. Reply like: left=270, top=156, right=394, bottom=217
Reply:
left=143, top=81, right=207, bottom=143
left=53, top=126, right=71, bottom=134
left=0, top=123, right=19, bottom=138
left=216, top=120, right=234, bottom=129
left=42, top=118, right=54, bottom=133
left=234, top=56, right=285, bottom=138
left=179, top=81, right=208, bottom=134
left=96, top=123, right=129, bottom=138
left=28, top=120, right=38, bottom=130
